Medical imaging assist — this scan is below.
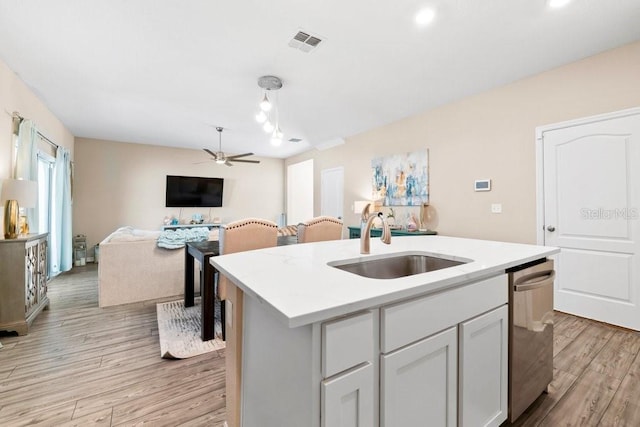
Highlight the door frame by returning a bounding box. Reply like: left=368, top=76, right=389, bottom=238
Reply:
left=535, top=107, right=640, bottom=245
left=320, top=166, right=344, bottom=219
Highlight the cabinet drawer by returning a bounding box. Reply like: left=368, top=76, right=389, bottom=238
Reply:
left=381, top=274, right=507, bottom=353
left=322, top=310, right=375, bottom=378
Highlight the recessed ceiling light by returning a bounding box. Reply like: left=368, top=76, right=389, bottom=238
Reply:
left=415, top=8, right=436, bottom=26
left=548, top=0, right=571, bottom=9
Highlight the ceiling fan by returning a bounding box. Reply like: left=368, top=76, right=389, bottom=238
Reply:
left=203, top=127, right=260, bottom=166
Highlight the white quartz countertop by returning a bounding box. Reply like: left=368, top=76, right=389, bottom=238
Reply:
left=210, top=236, right=559, bottom=328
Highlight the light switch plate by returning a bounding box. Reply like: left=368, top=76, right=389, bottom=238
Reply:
left=491, top=203, right=502, bottom=214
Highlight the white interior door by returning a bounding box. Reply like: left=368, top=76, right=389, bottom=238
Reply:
left=287, top=159, right=314, bottom=225
left=321, top=167, right=344, bottom=219
left=539, top=109, right=640, bottom=330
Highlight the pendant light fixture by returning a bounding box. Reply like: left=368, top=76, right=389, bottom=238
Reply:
left=256, top=75, right=284, bottom=146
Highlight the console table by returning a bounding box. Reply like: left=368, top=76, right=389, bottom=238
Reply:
left=0, top=233, right=49, bottom=335
left=347, top=226, right=437, bottom=239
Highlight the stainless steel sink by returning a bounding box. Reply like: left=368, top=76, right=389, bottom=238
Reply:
left=329, top=253, right=470, bottom=279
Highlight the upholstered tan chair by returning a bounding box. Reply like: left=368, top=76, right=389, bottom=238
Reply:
left=218, top=218, right=278, bottom=300
left=217, top=218, right=278, bottom=427
left=296, top=216, right=344, bottom=243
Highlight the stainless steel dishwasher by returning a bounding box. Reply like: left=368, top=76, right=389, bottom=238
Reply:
left=507, top=258, right=555, bottom=423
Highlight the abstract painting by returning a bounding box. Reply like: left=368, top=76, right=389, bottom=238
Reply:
left=372, top=150, right=429, bottom=206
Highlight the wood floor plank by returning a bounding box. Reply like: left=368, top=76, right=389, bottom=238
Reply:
left=554, top=313, right=590, bottom=339
left=110, top=369, right=225, bottom=424
left=553, top=331, right=573, bottom=357
left=599, top=367, right=640, bottom=427
left=113, top=382, right=225, bottom=427
left=176, top=407, right=227, bottom=427
left=0, top=355, right=213, bottom=416
left=73, top=359, right=223, bottom=419
left=0, top=402, right=76, bottom=427
left=538, top=369, right=621, bottom=426
left=554, top=324, right=614, bottom=377
left=588, top=337, right=638, bottom=380
left=62, top=408, right=113, bottom=427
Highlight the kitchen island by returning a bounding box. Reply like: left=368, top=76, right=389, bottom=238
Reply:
left=211, top=235, right=559, bottom=427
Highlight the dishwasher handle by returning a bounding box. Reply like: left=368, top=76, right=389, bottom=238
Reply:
left=513, top=270, right=555, bottom=292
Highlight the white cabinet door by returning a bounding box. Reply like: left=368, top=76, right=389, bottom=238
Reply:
left=381, top=326, right=457, bottom=427
left=321, top=362, right=375, bottom=427
left=459, top=305, right=508, bottom=427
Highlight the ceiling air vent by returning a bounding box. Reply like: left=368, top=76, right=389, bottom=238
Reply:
left=288, top=137, right=303, bottom=143
left=288, top=30, right=323, bottom=53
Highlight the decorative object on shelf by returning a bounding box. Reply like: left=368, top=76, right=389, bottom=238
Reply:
left=202, top=127, right=260, bottom=166
left=372, top=150, right=429, bottom=206
left=407, top=213, right=418, bottom=231
left=386, top=207, right=396, bottom=226
left=1, top=178, right=37, bottom=239
left=256, top=75, right=285, bottom=146
left=419, top=202, right=438, bottom=232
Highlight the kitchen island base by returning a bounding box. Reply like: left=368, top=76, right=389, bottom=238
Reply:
left=238, top=273, right=508, bottom=427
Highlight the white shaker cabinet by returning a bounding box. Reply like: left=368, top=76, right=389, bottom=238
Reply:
left=381, top=326, right=457, bottom=427
left=321, top=362, right=375, bottom=427
left=321, top=310, right=377, bottom=427
left=238, top=274, right=507, bottom=427
left=459, top=305, right=508, bottom=427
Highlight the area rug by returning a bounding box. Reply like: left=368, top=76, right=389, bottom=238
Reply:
left=156, top=298, right=225, bottom=359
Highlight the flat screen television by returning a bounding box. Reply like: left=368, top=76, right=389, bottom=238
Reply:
left=165, top=175, right=224, bottom=207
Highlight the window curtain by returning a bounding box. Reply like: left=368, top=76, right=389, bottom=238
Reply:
left=14, top=119, right=39, bottom=230
left=49, top=146, right=72, bottom=276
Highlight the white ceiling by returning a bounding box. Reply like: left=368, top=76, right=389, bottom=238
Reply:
left=1, top=0, right=639, bottom=159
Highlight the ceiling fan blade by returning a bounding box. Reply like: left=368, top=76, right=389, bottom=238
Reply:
left=225, top=161, right=233, bottom=167
left=203, top=148, right=217, bottom=158
left=227, top=152, right=254, bottom=159
left=230, top=159, right=261, bottom=164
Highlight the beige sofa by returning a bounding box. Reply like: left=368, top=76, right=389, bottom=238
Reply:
left=98, top=227, right=218, bottom=307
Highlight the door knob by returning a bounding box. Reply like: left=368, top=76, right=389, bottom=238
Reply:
left=546, top=226, right=556, bottom=232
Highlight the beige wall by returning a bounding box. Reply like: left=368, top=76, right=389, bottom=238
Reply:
left=0, top=58, right=74, bottom=235
left=286, top=41, right=640, bottom=244
left=73, top=138, right=285, bottom=252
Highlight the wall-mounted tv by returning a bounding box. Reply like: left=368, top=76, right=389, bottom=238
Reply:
left=165, top=175, right=224, bottom=207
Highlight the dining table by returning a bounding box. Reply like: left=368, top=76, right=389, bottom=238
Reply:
left=184, top=235, right=298, bottom=341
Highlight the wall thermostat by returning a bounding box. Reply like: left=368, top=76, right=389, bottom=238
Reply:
left=474, top=179, right=491, bottom=192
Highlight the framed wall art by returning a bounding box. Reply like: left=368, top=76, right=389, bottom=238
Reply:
left=371, top=150, right=429, bottom=206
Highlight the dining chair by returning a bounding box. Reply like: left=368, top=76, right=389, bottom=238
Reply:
left=217, top=218, right=278, bottom=427
left=296, top=215, right=344, bottom=243
left=218, top=218, right=278, bottom=331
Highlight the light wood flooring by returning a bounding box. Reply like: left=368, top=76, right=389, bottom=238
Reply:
left=0, top=265, right=226, bottom=426
left=511, top=311, right=640, bottom=426
left=2, top=266, right=640, bottom=426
